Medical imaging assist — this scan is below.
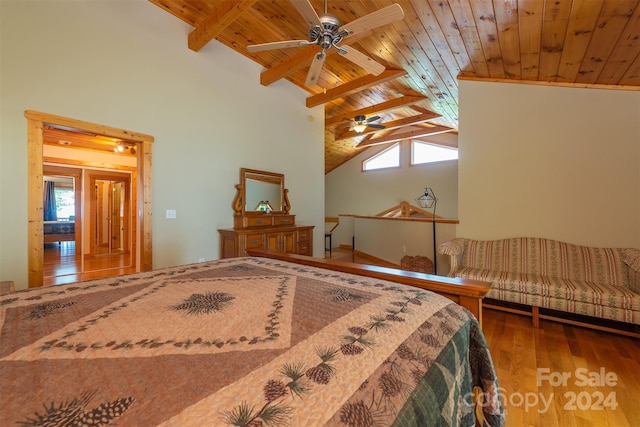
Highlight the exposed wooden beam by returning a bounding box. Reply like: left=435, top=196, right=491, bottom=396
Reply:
left=306, top=69, right=407, bottom=108
left=188, top=0, right=257, bottom=52
left=325, top=96, right=431, bottom=126
left=261, top=48, right=319, bottom=86
left=356, top=126, right=455, bottom=148
left=335, top=112, right=442, bottom=142
left=260, top=31, right=374, bottom=86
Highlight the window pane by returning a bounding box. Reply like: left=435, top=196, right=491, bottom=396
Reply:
left=412, top=141, right=457, bottom=164
left=55, top=188, right=75, bottom=220
left=363, top=144, right=400, bottom=171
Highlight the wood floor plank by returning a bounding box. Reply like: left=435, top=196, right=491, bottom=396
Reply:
left=43, top=242, right=135, bottom=285
left=484, top=308, right=639, bottom=426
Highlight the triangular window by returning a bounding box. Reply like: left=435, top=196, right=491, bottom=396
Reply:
left=411, top=140, right=457, bottom=164
left=362, top=143, right=400, bottom=171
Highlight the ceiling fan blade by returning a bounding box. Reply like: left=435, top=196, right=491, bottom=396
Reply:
left=305, top=52, right=325, bottom=86
left=366, top=115, right=381, bottom=122
left=339, top=4, right=404, bottom=37
left=339, top=46, right=385, bottom=76
left=290, top=0, right=322, bottom=28
left=343, top=117, right=354, bottom=122
left=367, top=124, right=386, bottom=129
left=247, top=40, right=310, bottom=52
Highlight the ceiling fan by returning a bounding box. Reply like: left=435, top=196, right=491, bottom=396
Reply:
left=339, top=115, right=386, bottom=133
left=247, top=0, right=404, bottom=86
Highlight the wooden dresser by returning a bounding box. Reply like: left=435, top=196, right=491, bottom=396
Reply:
left=219, top=222, right=313, bottom=258
left=218, top=168, right=314, bottom=258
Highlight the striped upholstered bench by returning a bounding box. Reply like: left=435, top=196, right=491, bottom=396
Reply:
left=438, top=237, right=640, bottom=335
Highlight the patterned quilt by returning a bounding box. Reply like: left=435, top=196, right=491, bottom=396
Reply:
left=0, top=257, right=504, bottom=426
left=43, top=221, right=75, bottom=235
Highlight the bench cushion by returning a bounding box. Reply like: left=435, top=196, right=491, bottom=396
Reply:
left=458, top=268, right=640, bottom=315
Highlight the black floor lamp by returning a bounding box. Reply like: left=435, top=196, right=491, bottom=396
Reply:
left=415, top=187, right=438, bottom=274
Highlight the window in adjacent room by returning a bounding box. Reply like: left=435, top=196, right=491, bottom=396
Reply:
left=362, top=143, right=400, bottom=171
left=411, top=140, right=458, bottom=165
left=55, top=183, right=75, bottom=220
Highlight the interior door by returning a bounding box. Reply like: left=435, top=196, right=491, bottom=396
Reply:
left=88, top=171, right=132, bottom=271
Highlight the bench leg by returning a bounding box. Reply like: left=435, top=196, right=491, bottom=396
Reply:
left=532, top=306, right=540, bottom=328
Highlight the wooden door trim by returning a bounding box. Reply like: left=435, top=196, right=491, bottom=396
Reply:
left=26, top=110, right=154, bottom=287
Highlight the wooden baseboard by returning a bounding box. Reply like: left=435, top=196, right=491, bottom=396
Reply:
left=484, top=300, right=640, bottom=339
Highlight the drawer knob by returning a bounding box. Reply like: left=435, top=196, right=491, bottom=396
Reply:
left=250, top=239, right=259, bottom=243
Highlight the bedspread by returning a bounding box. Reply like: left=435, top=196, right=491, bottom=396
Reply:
left=0, top=257, right=504, bottom=426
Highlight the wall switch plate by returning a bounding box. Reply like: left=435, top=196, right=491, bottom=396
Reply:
left=166, top=209, right=177, bottom=219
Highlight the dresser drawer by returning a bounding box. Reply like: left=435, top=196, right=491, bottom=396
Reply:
left=297, top=241, right=311, bottom=255
left=273, top=215, right=295, bottom=226
left=297, top=229, right=311, bottom=241
left=247, top=216, right=272, bottom=227
left=245, top=233, right=264, bottom=249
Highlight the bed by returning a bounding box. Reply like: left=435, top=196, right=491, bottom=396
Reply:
left=0, top=252, right=504, bottom=426
left=43, top=220, right=75, bottom=244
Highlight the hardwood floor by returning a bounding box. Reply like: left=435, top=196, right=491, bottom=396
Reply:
left=328, top=247, right=640, bottom=426
left=43, top=242, right=135, bottom=286
left=484, top=309, right=639, bottom=427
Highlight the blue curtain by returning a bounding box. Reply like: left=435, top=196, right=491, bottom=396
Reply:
left=44, top=181, right=57, bottom=221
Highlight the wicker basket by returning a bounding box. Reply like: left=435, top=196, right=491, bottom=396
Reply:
left=401, top=255, right=434, bottom=274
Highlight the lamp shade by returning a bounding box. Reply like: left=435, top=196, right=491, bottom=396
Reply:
left=353, top=122, right=367, bottom=133
left=415, top=187, right=438, bottom=209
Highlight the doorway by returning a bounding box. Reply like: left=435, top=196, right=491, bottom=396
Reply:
left=26, top=110, right=154, bottom=288
left=88, top=171, right=133, bottom=267
left=42, top=165, right=82, bottom=283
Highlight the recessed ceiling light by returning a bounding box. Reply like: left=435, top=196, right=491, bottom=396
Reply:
left=58, top=140, right=72, bottom=146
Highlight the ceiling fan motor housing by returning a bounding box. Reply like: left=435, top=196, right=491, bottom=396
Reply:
left=309, top=14, right=344, bottom=49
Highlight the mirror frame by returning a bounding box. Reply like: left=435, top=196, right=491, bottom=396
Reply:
left=233, top=168, right=290, bottom=217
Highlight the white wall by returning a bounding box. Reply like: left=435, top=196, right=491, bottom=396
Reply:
left=325, top=133, right=458, bottom=272
left=0, top=0, right=325, bottom=289
left=458, top=80, right=640, bottom=248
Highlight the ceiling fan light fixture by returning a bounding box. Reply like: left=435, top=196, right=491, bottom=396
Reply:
left=353, top=123, right=367, bottom=133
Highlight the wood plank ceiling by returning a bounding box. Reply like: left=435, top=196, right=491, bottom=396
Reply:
left=149, top=0, right=640, bottom=173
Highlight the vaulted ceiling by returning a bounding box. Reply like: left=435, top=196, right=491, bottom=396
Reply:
left=148, top=0, right=640, bottom=173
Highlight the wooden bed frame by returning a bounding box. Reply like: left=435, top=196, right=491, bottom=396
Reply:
left=43, top=233, right=75, bottom=244
left=248, top=249, right=492, bottom=326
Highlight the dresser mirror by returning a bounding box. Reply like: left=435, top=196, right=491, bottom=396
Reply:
left=244, top=169, right=283, bottom=212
